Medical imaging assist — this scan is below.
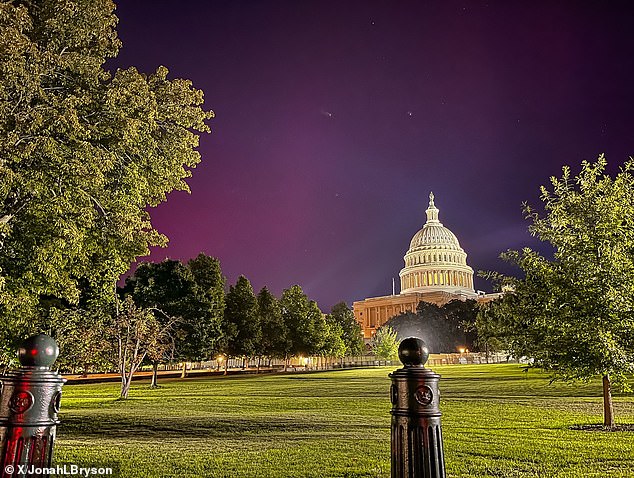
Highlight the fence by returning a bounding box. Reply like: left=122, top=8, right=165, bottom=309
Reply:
left=152, top=351, right=510, bottom=374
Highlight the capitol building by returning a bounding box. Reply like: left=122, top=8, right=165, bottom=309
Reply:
left=353, top=193, right=499, bottom=339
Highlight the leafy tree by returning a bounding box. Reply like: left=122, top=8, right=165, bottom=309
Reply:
left=384, top=303, right=464, bottom=353
left=327, top=302, right=364, bottom=356
left=442, top=299, right=478, bottom=350
left=184, top=254, right=225, bottom=362
left=223, top=276, right=260, bottom=369
left=122, top=259, right=194, bottom=381
left=473, top=301, right=507, bottom=363
left=124, top=260, right=196, bottom=316
left=49, top=307, right=112, bottom=375
left=371, top=326, right=399, bottom=363
left=320, top=316, right=346, bottom=366
left=123, top=257, right=223, bottom=381
left=0, top=0, right=212, bottom=358
left=256, top=287, right=287, bottom=369
left=111, top=296, right=178, bottom=399
left=487, top=155, right=634, bottom=427
left=279, top=285, right=325, bottom=369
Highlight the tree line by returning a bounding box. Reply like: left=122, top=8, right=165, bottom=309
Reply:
left=48, top=254, right=364, bottom=398
left=0, top=0, right=366, bottom=400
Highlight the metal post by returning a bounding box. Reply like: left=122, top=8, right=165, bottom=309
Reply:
left=0, top=334, right=66, bottom=477
left=390, top=337, right=446, bottom=478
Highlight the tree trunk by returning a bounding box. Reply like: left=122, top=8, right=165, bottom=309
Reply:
left=485, top=343, right=489, bottom=364
left=257, top=356, right=261, bottom=374
left=284, top=354, right=289, bottom=372
left=603, top=374, right=615, bottom=428
left=120, top=370, right=133, bottom=399
left=151, top=362, right=159, bottom=388
left=181, top=362, right=187, bottom=379
left=121, top=380, right=131, bottom=399
left=224, top=358, right=228, bottom=375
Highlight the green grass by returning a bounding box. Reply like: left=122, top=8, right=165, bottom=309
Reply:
left=55, top=364, right=634, bottom=477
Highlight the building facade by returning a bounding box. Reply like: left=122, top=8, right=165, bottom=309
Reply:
left=353, top=193, right=500, bottom=339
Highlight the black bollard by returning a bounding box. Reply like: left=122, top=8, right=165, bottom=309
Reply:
left=0, top=334, right=66, bottom=477
left=390, top=337, right=446, bottom=478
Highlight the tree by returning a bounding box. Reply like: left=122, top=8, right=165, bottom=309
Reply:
left=279, top=285, right=325, bottom=369
left=256, top=287, right=287, bottom=371
left=111, top=296, right=178, bottom=399
left=183, top=254, right=225, bottom=363
left=123, top=257, right=223, bottom=382
left=327, top=302, right=364, bottom=356
left=371, top=326, right=399, bottom=363
left=49, top=307, right=112, bottom=375
left=442, top=299, right=478, bottom=350
left=223, top=276, right=260, bottom=369
left=0, top=0, right=213, bottom=357
left=473, top=301, right=507, bottom=363
left=488, top=155, right=634, bottom=427
left=383, top=302, right=464, bottom=353
left=320, top=316, right=346, bottom=369
left=123, top=259, right=194, bottom=382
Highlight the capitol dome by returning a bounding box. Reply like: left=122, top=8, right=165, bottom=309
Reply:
left=399, top=193, right=476, bottom=295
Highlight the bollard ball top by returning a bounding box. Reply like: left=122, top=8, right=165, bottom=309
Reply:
left=398, top=337, right=429, bottom=366
left=17, top=334, right=59, bottom=368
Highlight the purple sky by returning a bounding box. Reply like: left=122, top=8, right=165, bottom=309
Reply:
left=112, top=1, right=634, bottom=311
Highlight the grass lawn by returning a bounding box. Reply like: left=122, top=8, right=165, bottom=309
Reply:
left=55, top=364, right=634, bottom=477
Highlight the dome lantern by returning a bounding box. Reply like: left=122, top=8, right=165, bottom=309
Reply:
left=425, top=192, right=440, bottom=224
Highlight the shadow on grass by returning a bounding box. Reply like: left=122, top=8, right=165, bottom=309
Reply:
left=570, top=424, right=634, bottom=432
left=59, top=415, right=364, bottom=439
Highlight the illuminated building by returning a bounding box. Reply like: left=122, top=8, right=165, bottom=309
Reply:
left=353, top=193, right=500, bottom=339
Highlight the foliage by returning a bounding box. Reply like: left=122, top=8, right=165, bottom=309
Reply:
left=485, top=155, right=634, bottom=426
left=371, top=325, right=399, bottom=361
left=49, top=306, right=112, bottom=373
left=321, top=315, right=346, bottom=358
left=442, top=299, right=478, bottom=348
left=327, top=302, right=364, bottom=356
left=111, top=296, right=178, bottom=399
left=383, top=300, right=471, bottom=353
left=279, top=285, right=325, bottom=357
left=223, top=276, right=260, bottom=360
left=474, top=300, right=508, bottom=356
left=256, top=286, right=287, bottom=358
left=184, top=253, right=225, bottom=360
left=121, top=260, right=193, bottom=369
left=124, top=256, right=224, bottom=364
left=0, top=0, right=212, bottom=356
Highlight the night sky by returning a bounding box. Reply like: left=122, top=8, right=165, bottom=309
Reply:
left=112, top=1, right=634, bottom=311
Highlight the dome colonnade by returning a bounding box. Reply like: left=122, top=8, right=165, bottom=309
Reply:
left=353, top=192, right=492, bottom=339
left=399, top=192, right=475, bottom=295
